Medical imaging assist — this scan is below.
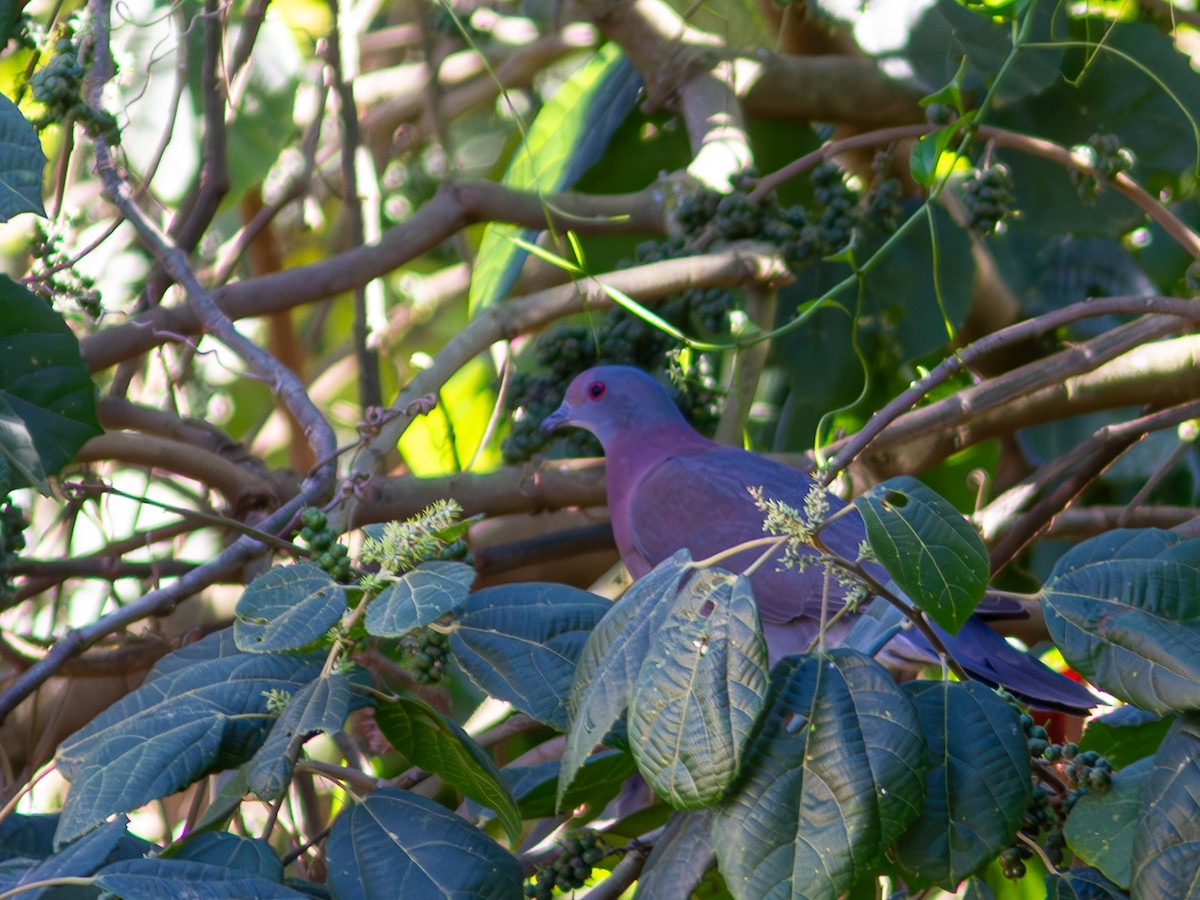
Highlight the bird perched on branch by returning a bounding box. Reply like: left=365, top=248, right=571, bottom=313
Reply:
left=542, top=364, right=1096, bottom=714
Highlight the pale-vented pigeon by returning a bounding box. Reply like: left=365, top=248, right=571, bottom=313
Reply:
left=542, top=364, right=1096, bottom=713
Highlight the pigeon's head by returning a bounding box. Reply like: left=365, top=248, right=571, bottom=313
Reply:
left=540, top=365, right=684, bottom=446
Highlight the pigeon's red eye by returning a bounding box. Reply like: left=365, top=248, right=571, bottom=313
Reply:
left=587, top=381, right=606, bottom=400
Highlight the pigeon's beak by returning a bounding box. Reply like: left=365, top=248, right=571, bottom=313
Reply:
left=540, top=403, right=572, bottom=434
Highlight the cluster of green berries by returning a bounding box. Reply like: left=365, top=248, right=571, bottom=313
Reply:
left=1, top=499, right=29, bottom=607
left=29, top=221, right=103, bottom=319
left=961, top=162, right=1016, bottom=235
left=1072, top=133, right=1134, bottom=203
left=297, top=508, right=351, bottom=581
left=1009, top=714, right=1113, bottom=875
left=409, top=627, right=450, bottom=684
left=29, top=35, right=120, bottom=142
left=524, top=832, right=607, bottom=898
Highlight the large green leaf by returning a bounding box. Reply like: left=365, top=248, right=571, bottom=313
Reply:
left=1044, top=867, right=1128, bottom=900
left=468, top=43, right=641, bottom=315
left=558, top=553, right=693, bottom=808
left=2, top=817, right=136, bottom=893
left=234, top=562, right=346, bottom=653
left=94, top=858, right=306, bottom=898
left=891, top=681, right=1032, bottom=889
left=375, top=696, right=521, bottom=846
left=165, top=832, right=284, bottom=881
left=450, top=581, right=612, bottom=729
left=854, top=476, right=988, bottom=634
left=627, top=572, right=768, bottom=809
left=326, top=788, right=523, bottom=899
left=0, top=93, right=46, bottom=221
left=247, top=673, right=351, bottom=801
left=54, top=630, right=323, bottom=847
left=712, top=650, right=926, bottom=900
left=1131, top=713, right=1200, bottom=897
left=1065, top=756, right=1150, bottom=891
left=1042, top=529, right=1200, bottom=713
left=0, top=276, right=100, bottom=494
left=1080, top=705, right=1173, bottom=770
left=365, top=560, right=475, bottom=638
left=499, top=750, right=636, bottom=820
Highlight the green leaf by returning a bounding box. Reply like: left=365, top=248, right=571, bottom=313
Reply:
left=854, top=476, right=988, bottom=633
left=468, top=43, right=640, bottom=315
left=450, top=581, right=613, bottom=730
left=326, top=788, right=523, bottom=899
left=0, top=276, right=101, bottom=494
left=247, top=673, right=351, bottom=801
left=55, top=630, right=323, bottom=847
left=165, top=832, right=283, bottom=880
left=0, top=93, right=46, bottom=220
left=1044, top=867, right=1127, bottom=900
left=627, top=572, right=768, bottom=809
left=558, top=552, right=693, bottom=808
left=891, top=681, right=1032, bottom=889
left=910, top=119, right=968, bottom=187
left=1065, top=756, right=1149, bottom=890
left=1131, top=712, right=1200, bottom=896
left=500, top=750, right=636, bottom=820
left=95, top=858, right=306, bottom=898
left=374, top=696, right=521, bottom=846
left=1080, top=706, right=1173, bottom=770
left=234, top=562, right=346, bottom=653
left=1041, top=529, right=1200, bottom=713
left=636, top=809, right=717, bottom=900
left=365, top=560, right=475, bottom=638
left=712, top=650, right=926, bottom=900
left=4, top=817, right=134, bottom=891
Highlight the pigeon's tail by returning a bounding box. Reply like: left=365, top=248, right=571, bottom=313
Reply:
left=933, top=616, right=1098, bottom=714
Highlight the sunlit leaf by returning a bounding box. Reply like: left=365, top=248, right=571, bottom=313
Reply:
left=0, top=93, right=46, bottom=220
left=365, top=560, right=475, bottom=638
left=1131, top=713, right=1200, bottom=896
left=234, top=562, right=346, bottom=653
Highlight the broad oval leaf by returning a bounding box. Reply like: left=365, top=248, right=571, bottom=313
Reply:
left=247, top=673, right=351, bottom=801
left=95, top=858, right=305, bottom=898
left=5, top=816, right=132, bottom=892
left=891, top=681, right=1032, bottom=889
left=375, top=696, right=521, bottom=846
left=0, top=276, right=101, bottom=495
left=558, top=552, right=693, bottom=808
left=628, top=572, right=768, bottom=809
left=0, top=93, right=46, bottom=220
left=365, top=560, right=475, bottom=638
left=1065, top=756, right=1150, bottom=891
left=450, top=581, right=612, bottom=729
left=1042, top=529, right=1200, bottom=713
left=1044, top=867, right=1127, bottom=900
left=853, top=476, right=988, bottom=633
left=234, top=562, right=346, bottom=653
left=1131, top=713, right=1200, bottom=897
left=165, top=832, right=284, bottom=881
left=712, top=650, right=925, bottom=900
left=1080, top=705, right=1173, bottom=770
left=54, top=630, right=323, bottom=847
left=326, top=788, right=523, bottom=899
left=499, top=750, right=637, bottom=820
left=468, top=43, right=641, bottom=315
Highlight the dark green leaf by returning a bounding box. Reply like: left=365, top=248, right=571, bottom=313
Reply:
left=326, top=788, right=523, bottom=899
left=234, top=563, right=346, bottom=653
left=1065, top=756, right=1149, bottom=890
left=0, top=813, right=58, bottom=861
left=0, top=93, right=46, bottom=220
left=165, top=833, right=284, bottom=881
left=1042, top=529, right=1200, bottom=713
left=892, top=681, right=1032, bottom=889
left=450, top=581, right=612, bottom=729
left=95, top=858, right=306, bottom=898
left=1131, top=713, right=1200, bottom=896
left=712, top=650, right=925, bottom=899
left=1045, top=867, right=1128, bottom=900
left=0, top=276, right=101, bottom=493
left=375, top=696, right=521, bottom=845
left=854, top=476, right=988, bottom=633
left=55, top=630, right=323, bottom=847
left=7, top=816, right=130, bottom=894
left=628, top=572, right=768, bottom=809
left=1080, top=706, right=1173, bottom=770
left=247, top=673, right=351, bottom=801
left=636, top=809, right=717, bottom=900
left=365, top=560, right=475, bottom=638
left=468, top=43, right=640, bottom=315
left=559, top=552, right=693, bottom=808
left=499, top=750, right=636, bottom=820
